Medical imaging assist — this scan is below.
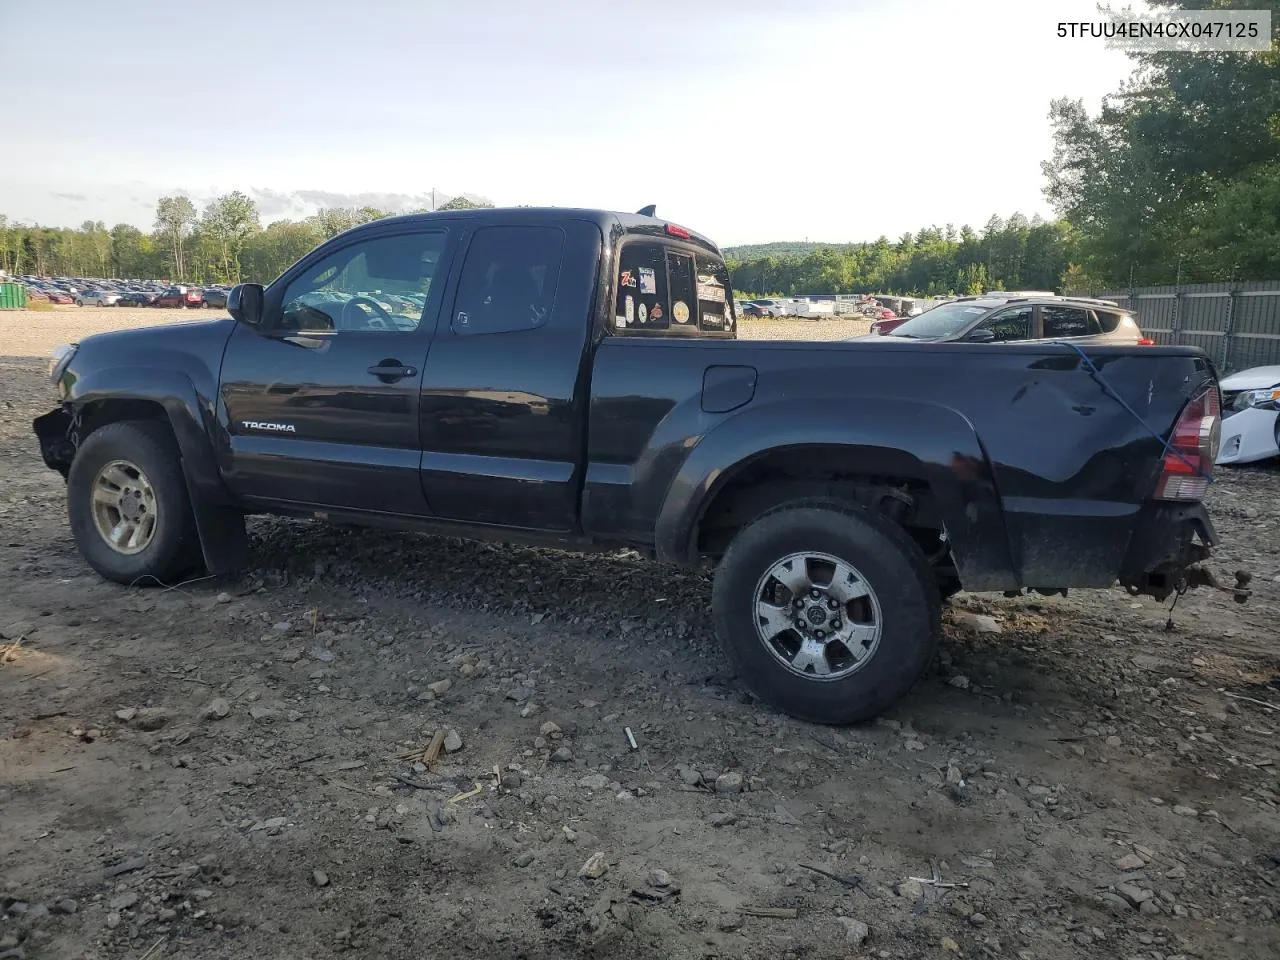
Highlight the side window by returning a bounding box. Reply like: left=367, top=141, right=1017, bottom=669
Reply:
left=280, top=231, right=446, bottom=334
left=1042, top=305, right=1097, bottom=339
left=695, top=255, right=734, bottom=332
left=1094, top=310, right=1123, bottom=333
left=978, top=306, right=1032, bottom=342
left=452, top=225, right=565, bottom=336
left=615, top=242, right=670, bottom=331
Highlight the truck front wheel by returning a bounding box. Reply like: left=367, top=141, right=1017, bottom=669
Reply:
left=711, top=502, right=940, bottom=725
left=67, top=421, right=202, bottom=586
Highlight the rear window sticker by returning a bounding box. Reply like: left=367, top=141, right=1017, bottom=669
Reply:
left=620, top=269, right=635, bottom=288
left=651, top=303, right=664, bottom=321
left=696, top=281, right=727, bottom=304
left=638, top=302, right=648, bottom=324
left=616, top=315, right=627, bottom=328
left=624, top=294, right=635, bottom=326
left=673, top=300, right=690, bottom=324
left=703, top=312, right=724, bottom=328
left=639, top=267, right=657, bottom=294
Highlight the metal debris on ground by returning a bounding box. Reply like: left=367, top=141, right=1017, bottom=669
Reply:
left=908, top=859, right=969, bottom=889
left=625, top=726, right=638, bottom=750
left=799, top=863, right=872, bottom=896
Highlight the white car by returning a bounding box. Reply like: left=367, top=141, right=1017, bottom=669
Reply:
left=1217, top=364, right=1280, bottom=465
left=76, top=290, right=121, bottom=307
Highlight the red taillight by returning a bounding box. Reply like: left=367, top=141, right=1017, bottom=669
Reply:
left=665, top=223, right=691, bottom=239
left=1154, top=388, right=1220, bottom=501
left=1137, top=337, right=1155, bottom=346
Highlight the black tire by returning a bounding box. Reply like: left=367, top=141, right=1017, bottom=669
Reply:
left=67, top=420, right=203, bottom=586
left=711, top=501, right=941, bottom=725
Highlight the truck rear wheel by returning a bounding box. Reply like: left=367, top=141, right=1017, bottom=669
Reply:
left=711, top=501, right=940, bottom=725
left=67, top=421, right=202, bottom=586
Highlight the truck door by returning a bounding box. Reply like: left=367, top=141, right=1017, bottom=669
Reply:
left=417, top=218, right=601, bottom=531
left=218, top=225, right=454, bottom=514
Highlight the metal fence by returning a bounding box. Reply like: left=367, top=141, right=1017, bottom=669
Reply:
left=1064, top=280, right=1280, bottom=373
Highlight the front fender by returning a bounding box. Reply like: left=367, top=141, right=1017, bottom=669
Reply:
left=653, top=397, right=1019, bottom=591
left=65, top=366, right=231, bottom=507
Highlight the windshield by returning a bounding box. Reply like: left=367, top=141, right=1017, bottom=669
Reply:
left=889, top=301, right=992, bottom=339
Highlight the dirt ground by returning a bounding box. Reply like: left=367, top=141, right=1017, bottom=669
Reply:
left=2, top=308, right=1279, bottom=960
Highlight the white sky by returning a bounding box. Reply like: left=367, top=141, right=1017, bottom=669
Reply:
left=2, top=0, right=1137, bottom=245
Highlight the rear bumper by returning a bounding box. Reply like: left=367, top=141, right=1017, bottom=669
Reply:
left=1118, top=501, right=1223, bottom=601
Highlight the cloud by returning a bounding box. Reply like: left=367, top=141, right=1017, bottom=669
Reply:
left=50, top=191, right=87, bottom=202
left=247, top=187, right=492, bottom=222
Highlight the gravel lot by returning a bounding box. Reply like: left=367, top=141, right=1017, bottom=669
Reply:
left=2, top=308, right=1279, bottom=960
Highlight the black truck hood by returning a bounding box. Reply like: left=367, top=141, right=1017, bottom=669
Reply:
left=74, top=316, right=238, bottom=352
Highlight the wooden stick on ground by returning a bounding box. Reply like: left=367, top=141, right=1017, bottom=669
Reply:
left=738, top=906, right=799, bottom=919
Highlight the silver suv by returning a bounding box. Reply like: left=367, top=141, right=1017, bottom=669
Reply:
left=854, top=294, right=1153, bottom=346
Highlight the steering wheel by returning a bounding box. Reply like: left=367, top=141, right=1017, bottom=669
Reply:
left=340, top=296, right=394, bottom=331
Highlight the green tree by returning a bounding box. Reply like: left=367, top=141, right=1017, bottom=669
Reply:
left=437, top=195, right=493, bottom=211
left=1043, top=0, right=1280, bottom=283
left=154, top=195, right=198, bottom=280
left=201, top=191, right=261, bottom=283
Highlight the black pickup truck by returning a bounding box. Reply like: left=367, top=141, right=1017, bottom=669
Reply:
left=34, top=207, right=1231, bottom=724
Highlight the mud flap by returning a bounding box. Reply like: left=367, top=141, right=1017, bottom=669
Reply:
left=184, top=474, right=249, bottom=576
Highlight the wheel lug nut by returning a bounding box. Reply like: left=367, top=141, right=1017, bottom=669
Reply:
left=831, top=619, right=842, bottom=630
left=809, top=589, right=821, bottom=599
left=815, top=630, right=825, bottom=640
left=794, top=598, right=804, bottom=608
left=827, top=598, right=839, bottom=610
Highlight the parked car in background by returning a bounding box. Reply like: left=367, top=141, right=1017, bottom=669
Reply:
left=852, top=294, right=1154, bottom=346
left=76, top=290, right=122, bottom=307
left=117, top=291, right=158, bottom=307
left=870, top=315, right=911, bottom=335
left=1217, top=365, right=1280, bottom=465
left=153, top=286, right=205, bottom=308
left=750, top=298, right=787, bottom=317
left=47, top=291, right=74, bottom=304
left=202, top=288, right=229, bottom=309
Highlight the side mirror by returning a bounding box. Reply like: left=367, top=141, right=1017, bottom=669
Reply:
left=966, top=328, right=996, bottom=343
left=228, top=283, right=265, bottom=328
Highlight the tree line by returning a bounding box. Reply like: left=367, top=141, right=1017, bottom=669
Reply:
left=725, top=215, right=1073, bottom=298
left=0, top=194, right=490, bottom=284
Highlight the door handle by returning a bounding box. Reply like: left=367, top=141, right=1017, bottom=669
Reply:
left=367, top=361, right=417, bottom=381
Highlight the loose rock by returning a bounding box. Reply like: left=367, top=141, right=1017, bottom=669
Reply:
left=443, top=729, right=463, bottom=754
left=427, top=679, right=452, bottom=696
left=312, top=869, right=330, bottom=888
left=578, top=852, right=609, bottom=879
left=648, top=868, right=673, bottom=888
left=1114, top=852, right=1146, bottom=871
left=578, top=773, right=610, bottom=791
left=551, top=746, right=574, bottom=763
left=837, top=917, right=869, bottom=946
left=201, top=697, right=231, bottom=721
left=714, top=771, right=743, bottom=795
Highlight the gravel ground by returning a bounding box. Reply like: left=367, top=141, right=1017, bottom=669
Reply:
left=2, top=309, right=1279, bottom=960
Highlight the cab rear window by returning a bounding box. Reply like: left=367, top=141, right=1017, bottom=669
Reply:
left=613, top=241, right=735, bottom=337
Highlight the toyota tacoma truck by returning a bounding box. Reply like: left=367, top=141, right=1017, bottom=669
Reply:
left=34, top=207, right=1232, bottom=724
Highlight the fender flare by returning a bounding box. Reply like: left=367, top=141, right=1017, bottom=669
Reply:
left=653, top=397, right=1019, bottom=591
left=65, top=368, right=248, bottom=575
